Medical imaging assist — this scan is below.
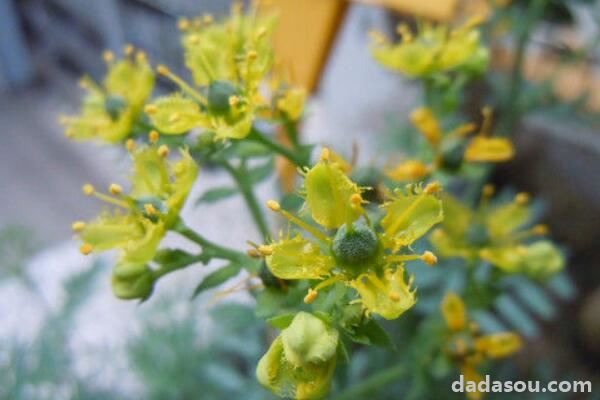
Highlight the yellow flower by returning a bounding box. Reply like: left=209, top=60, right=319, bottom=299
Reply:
left=370, top=18, right=489, bottom=78
left=61, top=50, right=154, bottom=143
left=441, top=292, right=522, bottom=399
left=262, top=149, right=443, bottom=320
left=257, top=312, right=338, bottom=399
left=394, top=106, right=514, bottom=176
left=276, top=87, right=307, bottom=121
left=75, top=143, right=198, bottom=269
left=430, top=189, right=564, bottom=278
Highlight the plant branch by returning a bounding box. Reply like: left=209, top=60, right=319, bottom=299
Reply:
left=332, top=365, right=406, bottom=400
left=248, top=127, right=307, bottom=168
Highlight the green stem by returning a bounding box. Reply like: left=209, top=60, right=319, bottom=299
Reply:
left=333, top=365, right=406, bottom=400
left=219, top=159, right=270, bottom=240
left=152, top=253, right=207, bottom=280
left=499, top=0, right=547, bottom=135
left=174, top=220, right=248, bottom=263
left=248, top=128, right=307, bottom=168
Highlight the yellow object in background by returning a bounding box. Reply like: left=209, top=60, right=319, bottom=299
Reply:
left=354, top=0, right=458, bottom=21
left=267, top=0, right=348, bottom=92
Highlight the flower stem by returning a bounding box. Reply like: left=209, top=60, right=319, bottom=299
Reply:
left=248, top=127, right=308, bottom=168
left=174, top=220, right=249, bottom=263
left=333, top=365, right=406, bottom=399
left=219, top=159, right=270, bottom=240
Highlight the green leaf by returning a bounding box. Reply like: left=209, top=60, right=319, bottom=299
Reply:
left=248, top=157, right=274, bottom=184
left=191, top=263, right=242, bottom=298
left=345, top=319, right=395, bottom=349
left=266, top=313, right=296, bottom=329
left=195, top=187, right=238, bottom=205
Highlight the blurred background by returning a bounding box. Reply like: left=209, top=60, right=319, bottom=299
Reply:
left=0, top=0, right=599, bottom=398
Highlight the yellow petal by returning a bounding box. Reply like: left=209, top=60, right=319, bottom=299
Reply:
left=441, top=292, right=467, bottom=331
left=146, top=95, right=206, bottom=134
left=464, top=136, right=514, bottom=162
left=276, top=87, right=306, bottom=121
left=381, top=186, right=443, bottom=249
left=349, top=267, right=416, bottom=320
left=304, top=159, right=362, bottom=230
left=130, top=147, right=171, bottom=198
left=386, top=160, right=430, bottom=182
left=475, top=332, right=522, bottom=359
left=266, top=234, right=335, bottom=280
left=410, top=107, right=441, bottom=146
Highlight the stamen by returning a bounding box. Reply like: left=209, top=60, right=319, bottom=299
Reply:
left=396, top=23, right=413, bottom=42
left=124, top=44, right=134, bottom=56
left=482, top=184, right=495, bottom=197
left=144, top=105, right=158, bottom=115
left=247, top=249, right=261, bottom=258
left=515, top=192, right=529, bottom=205
left=320, top=148, right=330, bottom=161
left=247, top=50, right=258, bottom=60
left=177, top=18, right=190, bottom=31
left=80, top=243, right=93, bottom=255
left=368, top=30, right=387, bottom=45
left=144, top=203, right=158, bottom=215
left=266, top=200, right=281, bottom=212
left=421, top=251, right=437, bottom=266
left=424, top=181, right=441, bottom=194
left=532, top=224, right=548, bottom=235
left=71, top=221, right=86, bottom=232
left=82, top=184, right=95, bottom=196
left=189, top=34, right=200, bottom=45
left=135, top=51, right=147, bottom=63
left=157, top=64, right=208, bottom=104
left=157, top=145, right=170, bottom=157
left=258, top=245, right=273, bottom=256
left=203, top=14, right=213, bottom=24
left=109, top=183, right=123, bottom=195
left=228, top=95, right=240, bottom=107
left=304, top=288, right=318, bottom=304
left=388, top=291, right=400, bottom=302
left=149, top=130, right=160, bottom=143
left=102, top=50, right=114, bottom=64
left=126, top=139, right=136, bottom=152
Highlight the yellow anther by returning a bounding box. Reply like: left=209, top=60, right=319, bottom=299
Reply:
left=78, top=78, right=89, bottom=89
left=266, top=200, right=281, bottom=212
left=396, top=23, right=413, bottom=41
left=71, top=221, right=86, bottom=232
left=126, top=139, right=136, bottom=152
left=144, top=105, right=158, bottom=115
left=109, top=183, right=123, bottom=195
left=515, top=192, right=530, bottom=205
left=157, top=64, right=170, bottom=76
left=144, top=203, right=158, bottom=215
left=532, top=224, right=548, bottom=235
left=482, top=184, right=495, bottom=197
left=177, top=17, right=190, bottom=31
left=368, top=30, right=386, bottom=45
left=135, top=50, right=147, bottom=63
left=304, top=288, right=318, bottom=304
left=149, top=130, right=160, bottom=143
left=247, top=50, right=258, bottom=60
left=203, top=14, right=213, bottom=24
left=228, top=95, right=239, bottom=107
left=320, top=148, right=331, bottom=161
left=388, top=291, right=400, bottom=302
left=479, top=248, right=492, bottom=259
left=80, top=243, right=93, bottom=255
left=455, top=339, right=467, bottom=356
left=102, top=50, right=114, bottom=63
left=421, top=251, right=438, bottom=266
left=157, top=145, right=169, bottom=157
left=350, top=193, right=363, bottom=209
left=189, top=34, right=200, bottom=45
left=247, top=249, right=261, bottom=258
left=258, top=245, right=273, bottom=256
left=64, top=128, right=75, bottom=138
left=169, top=113, right=180, bottom=123
left=424, top=181, right=441, bottom=194
left=124, top=44, right=134, bottom=56
left=516, top=246, right=528, bottom=256
left=82, top=184, right=95, bottom=196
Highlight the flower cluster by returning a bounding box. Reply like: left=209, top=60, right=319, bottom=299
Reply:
left=259, top=149, right=442, bottom=320
left=430, top=186, right=564, bottom=278
left=387, top=106, right=514, bottom=181
left=370, top=17, right=489, bottom=78
left=73, top=137, right=198, bottom=299
left=60, top=47, right=154, bottom=143
left=441, top=292, right=522, bottom=400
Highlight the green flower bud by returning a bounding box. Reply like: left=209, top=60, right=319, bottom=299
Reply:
left=207, top=80, right=238, bottom=114
left=281, top=312, right=339, bottom=367
left=104, top=94, right=127, bottom=121
left=465, top=223, right=490, bottom=248
left=257, top=312, right=338, bottom=399
left=440, top=138, right=466, bottom=171
left=332, top=222, right=380, bottom=275
left=111, top=262, right=154, bottom=300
